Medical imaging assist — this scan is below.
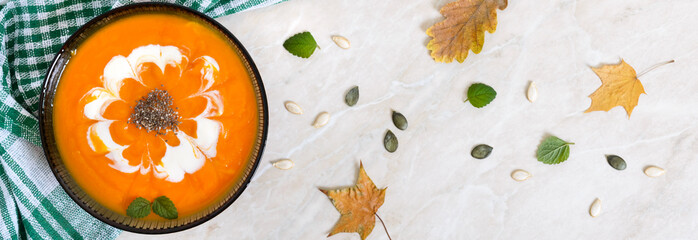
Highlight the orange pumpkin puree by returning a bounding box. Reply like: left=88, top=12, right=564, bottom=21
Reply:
left=53, top=13, right=259, bottom=218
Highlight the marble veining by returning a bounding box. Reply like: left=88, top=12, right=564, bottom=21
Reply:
left=119, top=0, right=698, bottom=239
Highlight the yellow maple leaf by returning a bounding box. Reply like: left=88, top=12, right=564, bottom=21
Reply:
left=319, top=163, right=387, bottom=240
left=585, top=60, right=646, bottom=117
left=426, top=0, right=508, bottom=63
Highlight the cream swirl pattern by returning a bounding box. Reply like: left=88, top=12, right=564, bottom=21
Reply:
left=81, top=44, right=223, bottom=183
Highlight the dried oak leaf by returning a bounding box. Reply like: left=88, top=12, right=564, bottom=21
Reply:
left=585, top=59, right=645, bottom=117
left=319, top=163, right=386, bottom=240
left=426, top=0, right=508, bottom=63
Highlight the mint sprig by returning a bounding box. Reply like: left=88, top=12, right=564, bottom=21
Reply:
left=537, top=136, right=574, bottom=165
left=283, top=31, right=318, bottom=58
left=125, top=196, right=178, bottom=219
left=126, top=197, right=151, bottom=218
left=152, top=196, right=178, bottom=220
left=465, top=83, right=496, bottom=108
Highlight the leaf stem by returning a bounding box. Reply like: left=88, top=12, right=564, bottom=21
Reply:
left=637, top=60, right=674, bottom=78
left=464, top=98, right=469, bottom=103
left=375, top=212, right=392, bottom=240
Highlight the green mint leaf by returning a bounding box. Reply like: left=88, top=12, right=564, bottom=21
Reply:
left=466, top=83, right=496, bottom=108
left=126, top=197, right=151, bottom=218
left=152, top=196, right=178, bottom=219
left=283, top=31, right=318, bottom=58
left=537, top=136, right=574, bottom=165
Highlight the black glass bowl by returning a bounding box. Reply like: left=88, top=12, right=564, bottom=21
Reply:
left=38, top=3, right=267, bottom=234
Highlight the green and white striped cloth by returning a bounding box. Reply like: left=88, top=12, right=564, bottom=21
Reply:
left=0, top=0, right=282, bottom=239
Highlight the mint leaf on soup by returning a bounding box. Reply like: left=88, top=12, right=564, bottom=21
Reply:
left=126, top=197, right=151, bottom=218
left=152, top=196, right=178, bottom=219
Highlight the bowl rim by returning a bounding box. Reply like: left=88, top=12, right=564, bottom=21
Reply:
left=38, top=2, right=268, bottom=234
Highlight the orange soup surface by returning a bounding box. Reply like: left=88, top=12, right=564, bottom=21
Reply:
left=54, top=13, right=259, bottom=218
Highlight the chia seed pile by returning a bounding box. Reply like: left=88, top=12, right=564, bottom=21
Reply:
left=128, top=88, right=181, bottom=135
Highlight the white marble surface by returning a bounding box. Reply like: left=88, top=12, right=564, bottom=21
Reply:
left=119, top=0, right=698, bottom=239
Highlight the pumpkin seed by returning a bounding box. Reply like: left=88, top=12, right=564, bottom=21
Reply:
left=391, top=110, right=408, bottom=130
left=312, top=112, right=330, bottom=128
left=644, top=166, right=665, bottom=177
left=272, top=159, right=294, bottom=170
left=471, top=144, right=493, bottom=159
left=589, top=198, right=601, bottom=217
left=345, top=86, right=359, bottom=106
left=606, top=155, right=626, bottom=171
left=332, top=36, right=351, bottom=49
left=284, top=101, right=303, bottom=115
left=384, top=130, right=398, bottom=153
left=511, top=170, right=531, bottom=182
left=526, top=82, right=537, bottom=103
